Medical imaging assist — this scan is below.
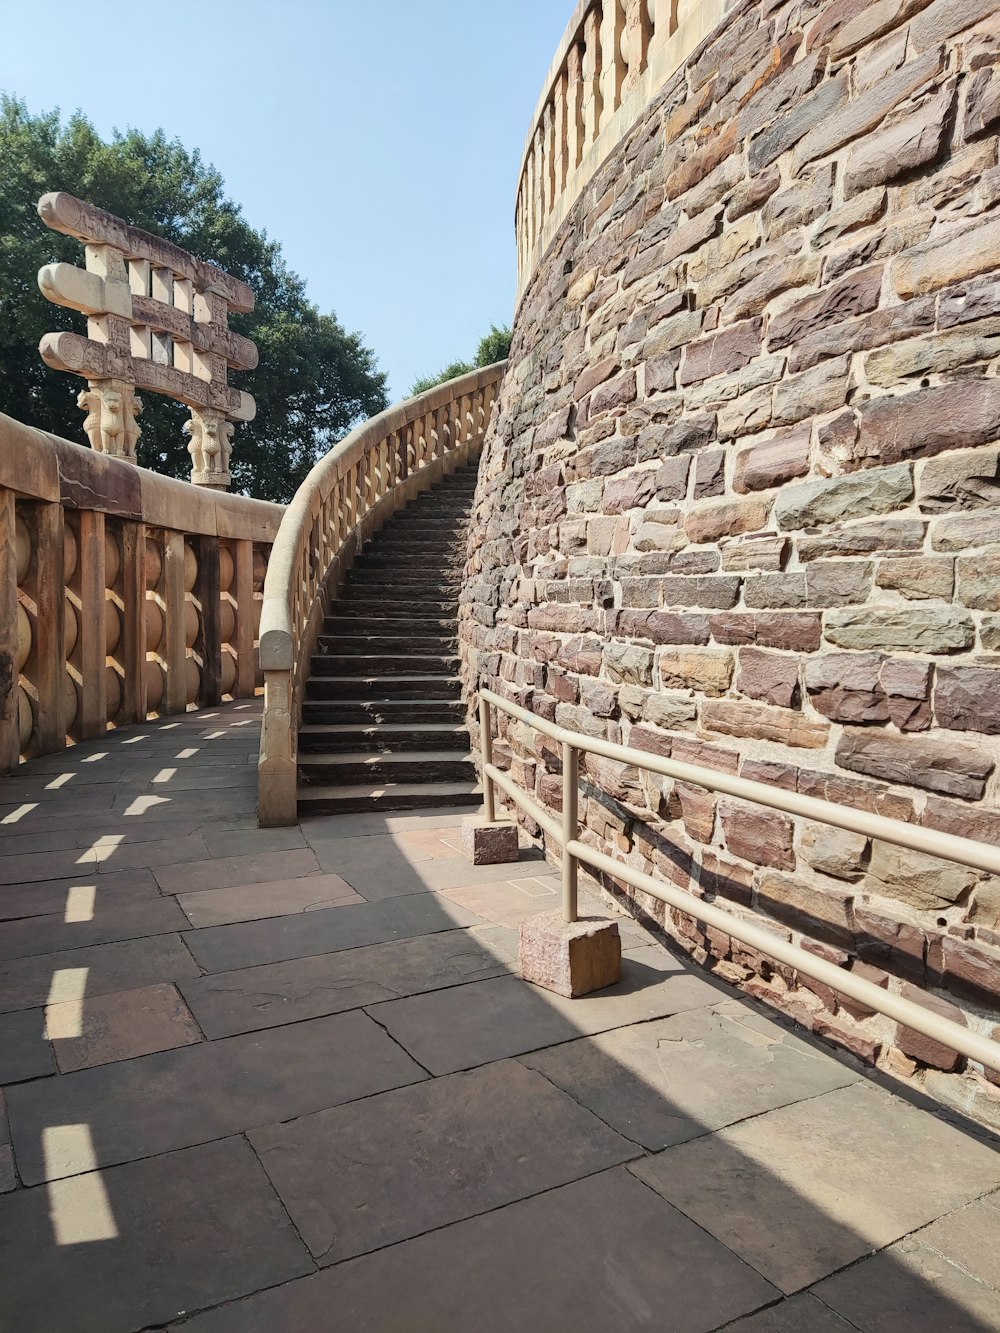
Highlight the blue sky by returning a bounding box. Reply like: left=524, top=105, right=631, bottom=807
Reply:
left=2, top=0, right=569, bottom=399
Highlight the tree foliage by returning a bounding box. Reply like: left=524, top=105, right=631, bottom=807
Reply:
left=409, top=323, right=512, bottom=396
left=0, top=97, right=388, bottom=502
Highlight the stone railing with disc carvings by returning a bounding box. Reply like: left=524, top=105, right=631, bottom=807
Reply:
left=257, top=363, right=505, bottom=826
left=0, top=411, right=281, bottom=770
left=37, top=191, right=257, bottom=490
left=516, top=0, right=725, bottom=295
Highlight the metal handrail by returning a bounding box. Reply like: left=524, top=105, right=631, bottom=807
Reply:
left=478, top=688, right=1000, bottom=1074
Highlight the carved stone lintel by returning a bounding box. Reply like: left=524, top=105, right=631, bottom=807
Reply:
left=76, top=378, right=143, bottom=461
left=185, top=406, right=234, bottom=490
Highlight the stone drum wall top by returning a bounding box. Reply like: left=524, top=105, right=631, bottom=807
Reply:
left=466, top=0, right=1000, bottom=1127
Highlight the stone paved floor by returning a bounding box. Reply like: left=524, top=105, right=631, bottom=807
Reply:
left=0, top=701, right=999, bottom=1332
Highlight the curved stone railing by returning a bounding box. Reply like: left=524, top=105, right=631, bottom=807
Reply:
left=257, top=363, right=505, bottom=825
left=516, top=0, right=724, bottom=294
left=0, top=411, right=282, bottom=769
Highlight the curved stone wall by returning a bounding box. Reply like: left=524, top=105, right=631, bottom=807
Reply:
left=465, top=0, right=1000, bottom=1122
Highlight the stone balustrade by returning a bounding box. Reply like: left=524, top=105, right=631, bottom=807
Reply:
left=0, top=411, right=281, bottom=769
left=515, top=0, right=724, bottom=293
left=258, top=364, right=505, bottom=825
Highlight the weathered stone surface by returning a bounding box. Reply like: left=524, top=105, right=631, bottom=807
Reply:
left=934, top=665, right=1000, bottom=733
left=910, top=0, right=999, bottom=53
left=744, top=572, right=807, bottom=609
left=868, top=841, right=976, bottom=912
left=855, top=907, right=927, bottom=981
left=893, top=214, right=1000, bottom=298
left=519, top=913, right=622, bottom=999
left=805, top=653, right=890, bottom=724
left=835, top=728, right=994, bottom=799
left=798, top=520, right=925, bottom=561
left=604, top=642, right=655, bottom=685
left=769, top=266, right=883, bottom=351
left=875, top=556, right=954, bottom=600
left=656, top=650, right=733, bottom=696
left=956, top=553, right=1000, bottom=611
left=800, top=824, right=869, bottom=881
left=733, top=428, right=811, bottom=494
left=918, top=446, right=1000, bottom=513
left=720, top=802, right=795, bottom=870
left=858, top=380, right=1000, bottom=465
left=461, top=818, right=520, bottom=866
left=684, top=497, right=771, bottom=543
left=824, top=607, right=974, bottom=654
left=775, top=465, right=913, bottom=530
left=721, top=534, right=789, bottom=572
left=757, top=872, right=855, bottom=947
left=679, top=320, right=764, bottom=386
left=710, top=613, right=823, bottom=652
left=866, top=324, right=1000, bottom=388
left=702, top=699, right=829, bottom=748
left=965, top=65, right=1000, bottom=140
left=844, top=85, right=952, bottom=197
left=896, top=983, right=966, bottom=1072
left=932, top=512, right=1000, bottom=552
left=737, top=647, right=800, bottom=708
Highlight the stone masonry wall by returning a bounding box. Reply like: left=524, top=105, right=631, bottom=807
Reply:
left=462, top=0, right=1000, bottom=1126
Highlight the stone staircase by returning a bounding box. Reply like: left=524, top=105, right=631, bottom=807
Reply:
left=296, top=464, right=481, bottom=816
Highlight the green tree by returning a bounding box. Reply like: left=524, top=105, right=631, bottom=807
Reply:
left=0, top=97, right=388, bottom=502
left=409, top=322, right=511, bottom=396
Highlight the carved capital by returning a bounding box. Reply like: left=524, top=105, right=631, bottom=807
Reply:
left=76, top=378, right=142, bottom=461
left=185, top=407, right=234, bottom=490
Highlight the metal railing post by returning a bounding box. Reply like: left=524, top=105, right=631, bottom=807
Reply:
left=562, top=739, right=579, bottom=923
left=479, top=693, right=496, bottom=823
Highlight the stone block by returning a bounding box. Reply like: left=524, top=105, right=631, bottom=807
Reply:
left=875, top=556, right=954, bottom=600
left=702, top=698, right=829, bottom=749
left=934, top=665, right=1000, bottom=733
left=824, top=607, right=974, bottom=654
left=800, top=824, right=869, bottom=882
left=956, top=553, right=1000, bottom=611
left=844, top=84, right=952, bottom=197
left=896, top=982, right=966, bottom=1072
left=709, top=612, right=823, bottom=652
left=836, top=728, right=994, bottom=800
left=737, top=647, right=800, bottom=708
left=893, top=214, right=1000, bottom=298
left=684, top=498, right=771, bottom=543
left=868, top=841, right=976, bottom=912
left=733, top=428, right=812, bottom=493
left=519, top=912, right=622, bottom=999
left=775, top=465, right=914, bottom=531
left=757, top=871, right=855, bottom=948
left=679, top=320, right=764, bottom=386
left=918, top=446, right=1000, bottom=513
left=461, top=817, right=520, bottom=866
left=858, top=380, right=1000, bottom=465
left=768, top=266, right=883, bottom=351
left=720, top=801, right=795, bottom=870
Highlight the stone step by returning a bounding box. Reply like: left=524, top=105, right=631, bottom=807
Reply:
left=298, top=722, right=468, bottom=753
left=316, top=634, right=458, bottom=655
left=305, top=675, right=462, bottom=700
left=299, top=750, right=476, bottom=785
left=324, top=616, right=458, bottom=636
left=332, top=598, right=460, bottom=617
left=301, top=699, right=465, bottom=725
left=311, top=654, right=460, bottom=677
left=297, top=781, right=481, bottom=816
left=348, top=561, right=465, bottom=580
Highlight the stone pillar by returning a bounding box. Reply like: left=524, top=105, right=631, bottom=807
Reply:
left=185, top=407, right=234, bottom=490
left=0, top=492, right=20, bottom=771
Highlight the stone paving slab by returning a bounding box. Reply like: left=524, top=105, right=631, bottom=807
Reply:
left=250, top=1059, right=639, bottom=1264
left=0, top=894, right=188, bottom=961
left=814, top=1230, right=1000, bottom=1331
left=631, top=1081, right=1000, bottom=1293
left=153, top=847, right=321, bottom=894
left=185, top=891, right=483, bottom=973
left=0, top=1136, right=312, bottom=1333
left=0, top=866, right=161, bottom=922
left=200, top=824, right=308, bottom=858
left=170, top=1167, right=778, bottom=1333
left=299, top=805, right=484, bottom=840
left=178, top=872, right=361, bottom=927
left=725, top=1293, right=856, bottom=1331
left=521, top=1000, right=860, bottom=1149
left=48, top=981, right=202, bottom=1072
left=0, top=1006, right=52, bottom=1083
left=369, top=946, right=724, bottom=1075
left=314, top=840, right=551, bottom=900
left=0, top=933, right=199, bottom=1014
left=438, top=873, right=562, bottom=926
left=181, top=927, right=512, bottom=1038
left=6, top=1009, right=426, bottom=1184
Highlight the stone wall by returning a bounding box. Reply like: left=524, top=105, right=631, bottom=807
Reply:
left=463, top=0, right=1000, bottom=1124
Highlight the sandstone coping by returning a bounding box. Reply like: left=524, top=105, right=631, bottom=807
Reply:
left=515, top=0, right=726, bottom=296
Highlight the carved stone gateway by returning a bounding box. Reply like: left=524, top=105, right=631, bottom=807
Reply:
left=36, top=192, right=257, bottom=490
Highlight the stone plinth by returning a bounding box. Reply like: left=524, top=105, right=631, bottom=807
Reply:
left=519, top=911, right=622, bottom=998
left=461, top=816, right=520, bottom=865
